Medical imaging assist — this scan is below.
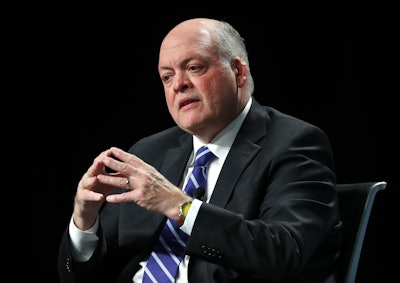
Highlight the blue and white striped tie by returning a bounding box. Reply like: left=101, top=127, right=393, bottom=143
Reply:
left=142, top=146, right=215, bottom=282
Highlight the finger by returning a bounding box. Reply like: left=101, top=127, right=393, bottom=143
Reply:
left=97, top=174, right=130, bottom=190
left=101, top=155, right=133, bottom=176
left=86, top=158, right=106, bottom=177
left=79, top=187, right=106, bottom=202
left=109, top=147, right=144, bottom=167
left=106, top=191, right=133, bottom=203
left=86, top=149, right=112, bottom=177
left=80, top=173, right=98, bottom=188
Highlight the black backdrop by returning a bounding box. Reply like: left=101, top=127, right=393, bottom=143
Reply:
left=6, top=3, right=398, bottom=282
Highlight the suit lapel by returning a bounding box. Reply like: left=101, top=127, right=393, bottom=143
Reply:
left=159, top=136, right=193, bottom=187
left=209, top=99, right=268, bottom=207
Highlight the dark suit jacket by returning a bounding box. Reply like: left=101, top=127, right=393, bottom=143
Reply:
left=58, top=98, right=342, bottom=283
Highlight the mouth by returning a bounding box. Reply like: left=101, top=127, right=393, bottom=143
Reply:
left=179, top=97, right=199, bottom=109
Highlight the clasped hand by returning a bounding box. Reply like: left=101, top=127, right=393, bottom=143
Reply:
left=73, top=147, right=190, bottom=231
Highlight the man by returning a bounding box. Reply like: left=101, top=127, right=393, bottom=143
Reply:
left=58, top=18, right=342, bottom=282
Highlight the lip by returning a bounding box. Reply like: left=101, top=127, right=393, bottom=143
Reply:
left=179, top=97, right=200, bottom=110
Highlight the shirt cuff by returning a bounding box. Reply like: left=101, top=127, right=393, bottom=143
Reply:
left=69, top=216, right=99, bottom=262
left=179, top=198, right=202, bottom=235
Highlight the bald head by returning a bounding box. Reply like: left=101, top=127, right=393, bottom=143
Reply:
left=170, top=18, right=220, bottom=31
left=160, top=18, right=218, bottom=59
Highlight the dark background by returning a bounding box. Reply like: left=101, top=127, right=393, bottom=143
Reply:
left=6, top=2, right=398, bottom=282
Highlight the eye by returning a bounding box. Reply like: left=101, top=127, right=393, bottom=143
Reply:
left=161, top=74, right=172, bottom=83
left=188, top=65, right=202, bottom=72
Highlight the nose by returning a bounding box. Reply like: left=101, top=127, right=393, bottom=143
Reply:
left=173, top=74, right=191, bottom=92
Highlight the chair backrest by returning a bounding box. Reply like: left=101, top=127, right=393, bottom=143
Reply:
left=336, top=181, right=387, bottom=283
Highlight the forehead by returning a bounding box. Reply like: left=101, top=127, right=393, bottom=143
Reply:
left=158, top=28, right=213, bottom=67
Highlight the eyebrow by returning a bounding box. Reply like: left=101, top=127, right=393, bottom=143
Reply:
left=158, top=57, right=197, bottom=72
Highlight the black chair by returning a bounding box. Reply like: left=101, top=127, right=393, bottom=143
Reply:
left=336, top=181, right=387, bottom=283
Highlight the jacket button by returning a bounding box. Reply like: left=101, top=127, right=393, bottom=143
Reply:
left=66, top=257, right=71, bottom=272
left=200, top=246, right=222, bottom=259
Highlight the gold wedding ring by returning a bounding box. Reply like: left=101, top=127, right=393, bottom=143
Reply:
left=125, top=177, right=130, bottom=190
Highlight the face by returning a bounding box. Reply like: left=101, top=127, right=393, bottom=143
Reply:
left=158, top=20, right=248, bottom=143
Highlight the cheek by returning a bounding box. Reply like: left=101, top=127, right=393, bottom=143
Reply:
left=164, top=85, right=174, bottom=105
left=164, top=91, right=177, bottom=114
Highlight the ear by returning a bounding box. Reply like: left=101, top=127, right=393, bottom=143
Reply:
left=234, top=57, right=248, bottom=86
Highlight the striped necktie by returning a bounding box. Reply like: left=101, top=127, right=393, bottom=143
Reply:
left=142, top=146, right=215, bottom=282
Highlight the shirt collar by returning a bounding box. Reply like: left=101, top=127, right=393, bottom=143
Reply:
left=192, top=96, right=252, bottom=161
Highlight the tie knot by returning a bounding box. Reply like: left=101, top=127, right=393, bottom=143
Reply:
left=194, top=146, right=215, bottom=167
